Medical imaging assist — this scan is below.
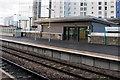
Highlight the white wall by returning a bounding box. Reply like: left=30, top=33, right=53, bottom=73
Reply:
left=52, top=0, right=64, bottom=18
left=52, top=0, right=117, bottom=18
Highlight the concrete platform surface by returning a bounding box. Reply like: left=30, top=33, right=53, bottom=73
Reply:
left=0, top=36, right=119, bottom=57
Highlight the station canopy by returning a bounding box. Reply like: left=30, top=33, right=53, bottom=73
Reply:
left=34, top=16, right=116, bottom=25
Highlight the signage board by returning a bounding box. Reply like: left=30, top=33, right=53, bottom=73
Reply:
left=105, top=27, right=120, bottom=32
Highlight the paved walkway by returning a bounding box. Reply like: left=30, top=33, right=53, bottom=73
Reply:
left=1, top=36, right=119, bottom=56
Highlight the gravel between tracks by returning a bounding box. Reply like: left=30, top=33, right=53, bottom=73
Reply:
left=2, top=52, right=80, bottom=80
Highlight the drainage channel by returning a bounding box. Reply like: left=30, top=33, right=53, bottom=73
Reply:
left=1, top=57, right=49, bottom=80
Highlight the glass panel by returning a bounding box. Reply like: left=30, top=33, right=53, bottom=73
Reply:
left=79, top=27, right=87, bottom=40
left=64, top=27, right=89, bottom=42
left=65, top=27, right=69, bottom=40
left=68, top=27, right=78, bottom=41
left=69, top=28, right=75, bottom=40
left=74, top=28, right=79, bottom=41
left=63, top=27, right=69, bottom=40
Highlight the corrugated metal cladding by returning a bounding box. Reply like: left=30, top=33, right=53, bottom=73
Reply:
left=116, top=1, right=120, bottom=18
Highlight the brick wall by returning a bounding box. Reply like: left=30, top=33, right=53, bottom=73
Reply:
left=107, top=37, right=119, bottom=46
left=90, top=36, right=119, bottom=46
left=90, top=36, right=104, bottom=44
left=25, top=33, right=42, bottom=38
left=25, top=32, right=62, bottom=40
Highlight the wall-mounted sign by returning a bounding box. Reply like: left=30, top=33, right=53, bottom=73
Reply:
left=105, top=27, right=120, bottom=32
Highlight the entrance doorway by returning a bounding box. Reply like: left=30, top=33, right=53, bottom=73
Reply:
left=69, top=27, right=78, bottom=41
left=63, top=27, right=89, bottom=43
left=79, top=27, right=88, bottom=42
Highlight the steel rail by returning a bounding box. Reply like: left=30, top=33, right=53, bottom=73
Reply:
left=1, top=47, right=91, bottom=80
left=1, top=57, right=49, bottom=80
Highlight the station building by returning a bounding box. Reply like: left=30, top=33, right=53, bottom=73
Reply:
left=26, top=16, right=119, bottom=45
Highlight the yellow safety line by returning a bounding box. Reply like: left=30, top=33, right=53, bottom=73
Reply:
left=0, top=68, right=15, bottom=79
left=0, top=38, right=119, bottom=61
left=21, top=41, right=120, bottom=59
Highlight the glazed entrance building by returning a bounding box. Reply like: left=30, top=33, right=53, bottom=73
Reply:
left=26, top=16, right=118, bottom=45
left=63, top=27, right=88, bottom=42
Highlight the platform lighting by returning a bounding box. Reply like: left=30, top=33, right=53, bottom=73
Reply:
left=46, top=8, right=54, bottom=42
left=29, top=17, right=32, bottom=31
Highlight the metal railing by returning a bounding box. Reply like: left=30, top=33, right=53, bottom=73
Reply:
left=0, top=28, right=39, bottom=33
left=0, top=28, right=16, bottom=34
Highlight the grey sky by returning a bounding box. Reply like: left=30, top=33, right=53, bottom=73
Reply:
left=0, top=0, right=33, bottom=17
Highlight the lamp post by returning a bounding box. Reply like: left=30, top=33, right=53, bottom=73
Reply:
left=19, top=20, right=21, bottom=28
left=18, top=14, right=21, bottom=29
left=29, top=17, right=32, bottom=31
left=46, top=8, right=54, bottom=42
left=35, top=28, right=37, bottom=40
left=48, top=20, right=51, bottom=42
left=46, top=8, right=54, bottom=18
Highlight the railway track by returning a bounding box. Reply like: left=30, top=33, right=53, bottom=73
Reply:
left=1, top=45, right=120, bottom=80
left=1, top=57, right=49, bottom=80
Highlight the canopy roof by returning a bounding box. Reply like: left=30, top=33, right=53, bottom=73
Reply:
left=34, top=16, right=116, bottom=25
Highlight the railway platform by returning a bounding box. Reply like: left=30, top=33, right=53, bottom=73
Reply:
left=0, top=36, right=119, bottom=71
left=0, top=36, right=119, bottom=57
